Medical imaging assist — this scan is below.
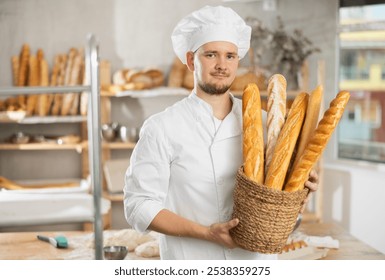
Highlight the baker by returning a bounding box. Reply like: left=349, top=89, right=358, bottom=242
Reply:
left=123, top=5, right=318, bottom=260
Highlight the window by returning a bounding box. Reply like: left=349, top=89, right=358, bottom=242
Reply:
left=338, top=3, right=385, bottom=163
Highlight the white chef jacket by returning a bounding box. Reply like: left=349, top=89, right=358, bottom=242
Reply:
left=123, top=91, right=277, bottom=260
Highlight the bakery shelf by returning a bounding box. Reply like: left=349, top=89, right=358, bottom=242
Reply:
left=103, top=190, right=124, bottom=202
left=101, top=141, right=136, bottom=149
left=101, top=86, right=190, bottom=98
left=5, top=115, right=87, bottom=124
left=0, top=142, right=85, bottom=151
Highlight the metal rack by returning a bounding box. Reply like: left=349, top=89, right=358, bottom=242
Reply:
left=0, top=34, right=104, bottom=259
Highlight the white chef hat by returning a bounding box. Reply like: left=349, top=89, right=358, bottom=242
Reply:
left=171, top=5, right=251, bottom=64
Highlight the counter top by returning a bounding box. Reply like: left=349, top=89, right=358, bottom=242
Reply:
left=298, top=222, right=385, bottom=260
left=0, top=222, right=384, bottom=260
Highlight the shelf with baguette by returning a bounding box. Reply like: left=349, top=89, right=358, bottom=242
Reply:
left=0, top=142, right=84, bottom=151
left=100, top=87, right=302, bottom=99
left=100, top=86, right=190, bottom=98
left=0, top=114, right=87, bottom=124
left=0, top=140, right=136, bottom=151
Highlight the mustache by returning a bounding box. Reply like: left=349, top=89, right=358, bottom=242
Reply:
left=210, top=71, right=230, bottom=77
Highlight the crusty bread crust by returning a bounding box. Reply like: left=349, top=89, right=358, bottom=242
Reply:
left=243, top=83, right=264, bottom=184
left=284, top=91, right=350, bottom=192
left=264, top=92, right=308, bottom=190
left=265, top=74, right=287, bottom=174
left=291, top=85, right=323, bottom=170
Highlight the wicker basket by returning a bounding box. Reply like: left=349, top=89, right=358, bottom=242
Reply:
left=230, top=167, right=309, bottom=254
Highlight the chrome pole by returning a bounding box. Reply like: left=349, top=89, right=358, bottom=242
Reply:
left=85, top=33, right=103, bottom=260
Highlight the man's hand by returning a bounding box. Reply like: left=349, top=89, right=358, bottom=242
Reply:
left=206, top=218, right=239, bottom=248
left=300, top=169, right=319, bottom=213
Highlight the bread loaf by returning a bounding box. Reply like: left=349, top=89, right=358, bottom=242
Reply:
left=243, top=83, right=264, bottom=184
left=168, top=57, right=186, bottom=88
left=291, top=85, right=323, bottom=170
left=45, top=55, right=61, bottom=115
left=143, top=68, right=164, bottom=88
left=265, top=74, right=287, bottom=174
left=37, top=58, right=49, bottom=116
left=126, top=69, right=153, bottom=89
left=112, top=69, right=130, bottom=85
left=11, top=56, right=20, bottom=86
left=17, top=44, right=30, bottom=107
left=284, top=91, right=350, bottom=192
left=264, top=92, right=308, bottom=190
left=26, top=55, right=39, bottom=115
left=51, top=54, right=67, bottom=115
left=61, top=50, right=81, bottom=115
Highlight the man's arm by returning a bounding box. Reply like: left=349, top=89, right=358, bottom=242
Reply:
left=148, top=209, right=239, bottom=248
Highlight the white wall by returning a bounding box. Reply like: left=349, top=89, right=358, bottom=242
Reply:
left=1, top=0, right=385, bottom=254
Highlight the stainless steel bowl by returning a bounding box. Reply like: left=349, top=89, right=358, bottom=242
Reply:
left=103, top=246, right=128, bottom=260
left=101, top=123, right=119, bottom=142
left=10, top=132, right=30, bottom=144
left=119, top=126, right=140, bottom=143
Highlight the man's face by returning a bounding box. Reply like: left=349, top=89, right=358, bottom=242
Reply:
left=190, top=41, right=239, bottom=95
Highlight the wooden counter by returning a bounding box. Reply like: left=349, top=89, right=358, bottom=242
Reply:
left=298, top=222, right=385, bottom=260
left=0, top=223, right=384, bottom=260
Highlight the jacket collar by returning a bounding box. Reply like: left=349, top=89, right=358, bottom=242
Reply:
left=188, top=90, right=242, bottom=141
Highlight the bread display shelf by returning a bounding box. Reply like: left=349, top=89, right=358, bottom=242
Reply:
left=0, top=142, right=85, bottom=151
left=103, top=190, right=124, bottom=202
left=102, top=141, right=136, bottom=149
left=101, top=87, right=301, bottom=99
left=0, top=141, right=136, bottom=151
left=0, top=115, right=87, bottom=124
left=101, top=86, right=190, bottom=98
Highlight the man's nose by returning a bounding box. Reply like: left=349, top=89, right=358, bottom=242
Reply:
left=215, top=56, right=227, bottom=70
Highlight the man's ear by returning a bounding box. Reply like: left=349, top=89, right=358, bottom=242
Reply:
left=186, top=51, right=195, bottom=72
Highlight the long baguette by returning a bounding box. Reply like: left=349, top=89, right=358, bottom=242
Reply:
left=26, top=55, right=39, bottom=115
left=37, top=58, right=49, bottom=116
left=264, top=92, right=308, bottom=190
left=11, top=56, right=20, bottom=86
left=17, top=44, right=30, bottom=107
left=265, top=74, right=287, bottom=174
left=284, top=91, right=350, bottom=192
left=243, top=83, right=264, bottom=184
left=291, top=85, right=323, bottom=171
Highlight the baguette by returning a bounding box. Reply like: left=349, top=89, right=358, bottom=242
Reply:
left=265, top=74, right=287, bottom=174
left=37, top=58, right=49, bottom=116
left=51, top=54, right=67, bottom=115
left=26, top=55, right=39, bottom=115
left=45, top=55, right=61, bottom=115
left=291, top=85, right=323, bottom=170
left=168, top=57, right=186, bottom=88
left=17, top=44, right=30, bottom=107
left=243, top=83, right=264, bottom=184
left=61, top=49, right=79, bottom=115
left=264, top=92, right=308, bottom=190
left=11, top=55, right=20, bottom=86
left=284, top=91, right=350, bottom=192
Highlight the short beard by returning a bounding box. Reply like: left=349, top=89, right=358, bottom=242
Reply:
left=198, top=82, right=230, bottom=95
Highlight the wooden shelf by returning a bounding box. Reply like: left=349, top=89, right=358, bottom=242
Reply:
left=103, top=191, right=124, bottom=202
left=102, top=141, right=136, bottom=149
left=0, top=115, right=87, bottom=124
left=0, top=142, right=85, bottom=151
left=101, top=86, right=190, bottom=98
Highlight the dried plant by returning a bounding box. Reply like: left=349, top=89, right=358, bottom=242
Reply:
left=247, top=16, right=320, bottom=89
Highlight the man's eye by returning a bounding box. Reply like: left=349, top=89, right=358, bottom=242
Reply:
left=227, top=55, right=236, bottom=59
left=205, top=53, right=215, bottom=58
